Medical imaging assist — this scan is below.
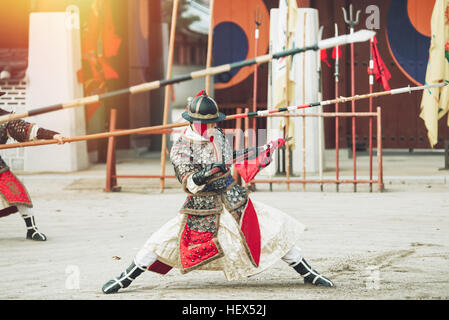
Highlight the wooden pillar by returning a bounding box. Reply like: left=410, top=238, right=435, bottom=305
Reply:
left=148, top=0, right=165, bottom=150
left=160, top=0, right=179, bottom=192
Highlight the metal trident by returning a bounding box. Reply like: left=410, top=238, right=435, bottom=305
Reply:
left=342, top=3, right=361, bottom=193
left=342, top=3, right=361, bottom=32
left=254, top=5, right=262, bottom=28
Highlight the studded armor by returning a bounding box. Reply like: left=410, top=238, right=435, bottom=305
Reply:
left=171, top=126, right=262, bottom=274
left=170, top=127, right=248, bottom=216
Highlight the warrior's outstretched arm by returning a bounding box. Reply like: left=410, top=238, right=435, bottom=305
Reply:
left=5, top=119, right=60, bottom=143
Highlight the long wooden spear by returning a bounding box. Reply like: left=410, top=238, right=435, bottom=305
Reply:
left=160, top=0, right=179, bottom=192
left=0, top=82, right=444, bottom=151
left=334, top=23, right=341, bottom=192
left=0, top=30, right=376, bottom=124
left=205, top=0, right=215, bottom=94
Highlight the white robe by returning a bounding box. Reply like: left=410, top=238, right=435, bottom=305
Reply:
left=141, top=199, right=305, bottom=281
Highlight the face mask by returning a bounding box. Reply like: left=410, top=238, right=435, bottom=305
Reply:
left=192, top=123, right=208, bottom=137
left=192, top=123, right=216, bottom=141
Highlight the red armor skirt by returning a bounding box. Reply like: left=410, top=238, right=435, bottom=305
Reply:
left=0, top=170, right=32, bottom=218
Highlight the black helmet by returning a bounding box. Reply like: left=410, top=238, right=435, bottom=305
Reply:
left=182, top=90, right=226, bottom=124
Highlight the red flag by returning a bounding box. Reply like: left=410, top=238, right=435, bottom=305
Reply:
left=80, top=0, right=122, bottom=121
left=235, top=138, right=286, bottom=182
left=370, top=36, right=391, bottom=91
left=332, top=46, right=342, bottom=60
left=320, top=49, right=331, bottom=68
left=102, top=0, right=122, bottom=59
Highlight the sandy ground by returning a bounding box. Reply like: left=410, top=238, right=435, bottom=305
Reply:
left=0, top=173, right=448, bottom=300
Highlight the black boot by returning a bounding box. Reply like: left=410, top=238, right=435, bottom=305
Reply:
left=102, top=261, right=147, bottom=294
left=292, top=258, right=334, bottom=287
left=23, top=216, right=47, bottom=241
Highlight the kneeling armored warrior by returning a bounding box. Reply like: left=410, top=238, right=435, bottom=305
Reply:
left=102, top=91, right=334, bottom=293
left=0, top=92, right=65, bottom=241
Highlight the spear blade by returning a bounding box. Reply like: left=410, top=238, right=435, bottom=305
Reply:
left=390, top=82, right=447, bottom=95
left=319, top=29, right=375, bottom=50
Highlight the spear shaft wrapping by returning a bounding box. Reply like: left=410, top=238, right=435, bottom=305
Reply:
left=0, top=82, right=444, bottom=151
left=0, top=30, right=376, bottom=124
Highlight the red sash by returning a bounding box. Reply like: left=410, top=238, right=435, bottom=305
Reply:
left=239, top=198, right=261, bottom=267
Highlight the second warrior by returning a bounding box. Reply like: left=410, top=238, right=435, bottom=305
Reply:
left=0, top=92, right=66, bottom=241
